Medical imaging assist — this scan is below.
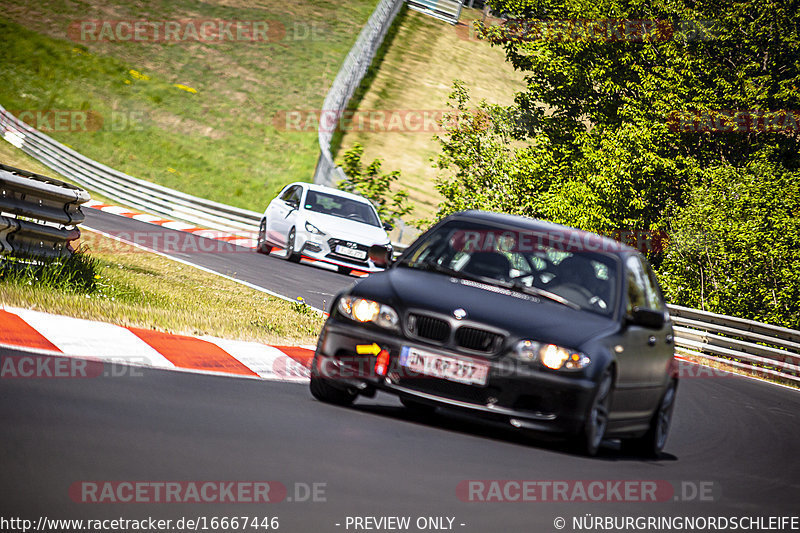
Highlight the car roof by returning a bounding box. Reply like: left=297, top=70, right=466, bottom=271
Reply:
left=286, top=182, right=375, bottom=205
left=444, top=210, right=637, bottom=255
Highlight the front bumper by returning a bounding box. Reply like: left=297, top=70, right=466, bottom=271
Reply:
left=315, top=319, right=598, bottom=436
left=296, top=233, right=387, bottom=273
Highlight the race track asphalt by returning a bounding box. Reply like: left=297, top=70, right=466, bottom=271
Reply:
left=1, top=348, right=798, bottom=532
left=2, top=209, right=798, bottom=532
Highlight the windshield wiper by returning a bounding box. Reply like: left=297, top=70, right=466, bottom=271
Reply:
left=406, top=258, right=581, bottom=310
left=413, top=258, right=480, bottom=281
left=504, top=280, right=581, bottom=310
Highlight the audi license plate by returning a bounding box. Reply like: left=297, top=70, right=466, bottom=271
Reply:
left=399, top=346, right=489, bottom=386
left=335, top=245, right=367, bottom=260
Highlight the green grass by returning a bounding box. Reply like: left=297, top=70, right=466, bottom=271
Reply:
left=0, top=231, right=324, bottom=345
left=333, top=8, right=527, bottom=221
left=0, top=0, right=379, bottom=211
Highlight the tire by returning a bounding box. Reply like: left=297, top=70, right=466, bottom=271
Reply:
left=256, top=219, right=271, bottom=254
left=400, top=397, right=437, bottom=416
left=284, top=227, right=301, bottom=262
left=622, top=379, right=677, bottom=457
left=575, top=368, right=613, bottom=456
left=309, top=352, right=357, bottom=406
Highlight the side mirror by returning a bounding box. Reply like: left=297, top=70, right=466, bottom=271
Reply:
left=286, top=199, right=299, bottom=209
left=627, top=307, right=666, bottom=329
left=368, top=244, right=392, bottom=268
left=382, top=221, right=394, bottom=231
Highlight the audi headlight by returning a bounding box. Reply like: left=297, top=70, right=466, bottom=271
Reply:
left=337, top=296, right=399, bottom=330
left=512, top=340, right=591, bottom=370
left=305, top=221, right=325, bottom=235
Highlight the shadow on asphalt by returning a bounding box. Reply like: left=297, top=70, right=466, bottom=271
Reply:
left=346, top=401, right=679, bottom=463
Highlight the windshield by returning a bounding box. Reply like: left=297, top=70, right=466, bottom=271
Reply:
left=399, top=220, right=619, bottom=316
left=304, top=190, right=381, bottom=227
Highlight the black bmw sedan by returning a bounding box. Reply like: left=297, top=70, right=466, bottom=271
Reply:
left=310, top=211, right=677, bottom=456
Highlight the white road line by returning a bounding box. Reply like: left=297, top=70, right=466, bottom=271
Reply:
left=132, top=214, right=164, bottom=223
left=99, top=206, right=135, bottom=216
left=161, top=221, right=198, bottom=231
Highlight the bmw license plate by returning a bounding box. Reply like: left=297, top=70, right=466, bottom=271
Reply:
left=399, top=346, right=489, bottom=386
left=335, top=244, right=367, bottom=260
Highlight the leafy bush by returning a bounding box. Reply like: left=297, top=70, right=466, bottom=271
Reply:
left=658, top=160, right=800, bottom=329
left=337, top=142, right=413, bottom=225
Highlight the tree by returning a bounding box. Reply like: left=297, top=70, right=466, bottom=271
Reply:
left=659, top=159, right=800, bottom=329
left=337, top=143, right=413, bottom=226
left=431, top=0, right=799, bottom=324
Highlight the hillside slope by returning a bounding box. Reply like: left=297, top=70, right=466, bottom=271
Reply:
left=333, top=8, right=526, bottom=220
left=0, top=0, right=377, bottom=209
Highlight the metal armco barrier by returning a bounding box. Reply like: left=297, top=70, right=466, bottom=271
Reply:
left=312, top=0, right=404, bottom=187
left=0, top=163, right=89, bottom=258
left=0, top=105, right=261, bottom=234
left=668, top=304, right=800, bottom=384
left=406, top=0, right=464, bottom=24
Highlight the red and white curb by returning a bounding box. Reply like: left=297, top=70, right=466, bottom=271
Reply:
left=85, top=200, right=258, bottom=248
left=0, top=306, right=313, bottom=382
left=85, top=200, right=370, bottom=278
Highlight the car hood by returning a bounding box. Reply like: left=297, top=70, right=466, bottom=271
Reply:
left=305, top=212, right=389, bottom=244
left=352, top=267, right=618, bottom=350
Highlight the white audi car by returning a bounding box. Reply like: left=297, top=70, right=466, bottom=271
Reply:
left=256, top=182, right=393, bottom=274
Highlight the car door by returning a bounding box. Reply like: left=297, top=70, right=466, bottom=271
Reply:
left=610, top=254, right=668, bottom=421
left=640, top=260, right=674, bottom=385
left=269, top=185, right=301, bottom=245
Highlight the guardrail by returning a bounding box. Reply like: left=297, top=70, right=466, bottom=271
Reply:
left=0, top=163, right=89, bottom=258
left=406, top=0, right=464, bottom=24
left=0, top=105, right=261, bottom=234
left=312, top=0, right=404, bottom=187
left=668, top=304, right=800, bottom=384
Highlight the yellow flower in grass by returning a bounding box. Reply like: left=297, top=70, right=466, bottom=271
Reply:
left=167, top=167, right=177, bottom=173
left=129, top=69, right=150, bottom=81
left=173, top=84, right=198, bottom=94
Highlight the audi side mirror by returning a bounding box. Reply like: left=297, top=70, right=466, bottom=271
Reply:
left=382, top=221, right=394, bottom=231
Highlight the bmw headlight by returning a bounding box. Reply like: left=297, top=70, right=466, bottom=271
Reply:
left=305, top=221, right=325, bottom=235
left=337, top=296, right=399, bottom=330
left=512, top=340, right=591, bottom=370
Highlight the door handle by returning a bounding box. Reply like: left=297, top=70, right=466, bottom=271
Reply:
left=648, top=336, right=657, bottom=346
